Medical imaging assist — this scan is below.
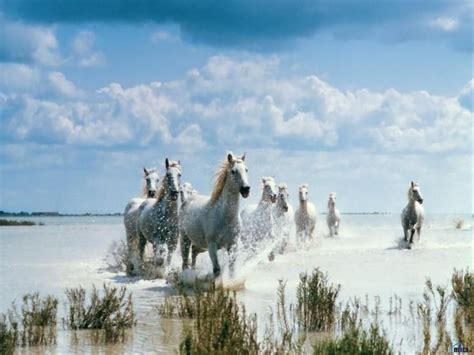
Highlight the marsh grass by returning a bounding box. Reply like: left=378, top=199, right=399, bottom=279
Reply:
left=178, top=282, right=260, bottom=354
left=0, top=293, right=58, bottom=353
left=451, top=269, right=473, bottom=348
left=417, top=279, right=452, bottom=354
left=312, top=321, right=394, bottom=355
left=296, top=268, right=341, bottom=332
left=105, top=239, right=130, bottom=273
left=64, top=283, right=136, bottom=343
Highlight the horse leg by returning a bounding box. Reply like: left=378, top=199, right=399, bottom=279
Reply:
left=408, top=227, right=416, bottom=247
left=180, top=232, right=191, bottom=270
left=227, top=246, right=236, bottom=278
left=416, top=226, right=422, bottom=242
left=403, top=228, right=408, bottom=242
left=191, top=245, right=199, bottom=269
left=208, top=242, right=220, bottom=277
left=166, top=232, right=178, bottom=266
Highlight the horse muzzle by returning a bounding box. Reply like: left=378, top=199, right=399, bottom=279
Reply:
left=170, top=191, right=179, bottom=201
left=283, top=206, right=289, bottom=212
left=418, top=198, right=423, bottom=204
left=240, top=186, right=250, bottom=198
left=270, top=195, right=277, bottom=203
left=148, top=191, right=156, bottom=198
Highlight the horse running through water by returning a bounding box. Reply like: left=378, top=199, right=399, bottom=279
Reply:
left=137, top=158, right=182, bottom=268
left=123, top=167, right=160, bottom=275
left=326, top=193, right=341, bottom=237
left=272, top=183, right=294, bottom=256
left=294, top=184, right=317, bottom=242
left=240, top=177, right=278, bottom=250
left=401, top=181, right=424, bottom=249
left=180, top=153, right=250, bottom=277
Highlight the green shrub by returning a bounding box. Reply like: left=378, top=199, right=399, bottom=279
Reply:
left=296, top=268, right=341, bottom=332
left=313, top=322, right=393, bottom=355
left=64, top=283, right=136, bottom=343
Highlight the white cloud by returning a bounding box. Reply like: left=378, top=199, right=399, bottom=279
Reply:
left=72, top=31, right=105, bottom=67
left=430, top=17, right=459, bottom=32
left=48, top=72, right=84, bottom=98
left=0, top=63, right=41, bottom=90
left=151, top=30, right=179, bottom=44
left=458, top=79, right=473, bottom=111
left=0, top=18, right=61, bottom=66
left=2, top=55, right=472, bottom=155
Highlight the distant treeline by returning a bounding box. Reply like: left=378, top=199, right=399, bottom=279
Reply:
left=0, top=211, right=123, bottom=217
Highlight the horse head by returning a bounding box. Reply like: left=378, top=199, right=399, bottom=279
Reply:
left=277, top=183, right=290, bottom=212
left=262, top=177, right=277, bottom=203
left=328, top=193, right=336, bottom=210
left=228, top=152, right=250, bottom=198
left=165, top=158, right=182, bottom=201
left=143, top=167, right=160, bottom=198
left=299, top=184, right=309, bottom=202
left=409, top=181, right=423, bottom=204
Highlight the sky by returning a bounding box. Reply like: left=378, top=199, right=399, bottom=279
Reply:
left=0, top=0, right=472, bottom=214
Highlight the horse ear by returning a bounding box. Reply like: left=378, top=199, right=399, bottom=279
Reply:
left=411, top=181, right=414, bottom=188
left=241, top=152, right=246, bottom=161
left=178, top=160, right=181, bottom=165
left=143, top=167, right=148, bottom=176
left=165, top=158, right=169, bottom=169
left=227, top=153, right=234, bottom=163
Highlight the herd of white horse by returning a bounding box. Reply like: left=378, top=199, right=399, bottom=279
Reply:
left=124, top=152, right=424, bottom=277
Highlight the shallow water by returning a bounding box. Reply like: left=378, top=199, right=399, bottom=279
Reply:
left=0, top=214, right=472, bottom=353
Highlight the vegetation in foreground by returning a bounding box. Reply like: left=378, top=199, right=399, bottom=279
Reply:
left=64, top=283, right=136, bottom=343
left=0, top=293, right=58, bottom=354
left=158, top=268, right=473, bottom=355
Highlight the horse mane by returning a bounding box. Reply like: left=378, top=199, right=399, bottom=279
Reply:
left=155, top=161, right=181, bottom=203
left=278, top=183, right=288, bottom=191
left=210, top=158, right=243, bottom=205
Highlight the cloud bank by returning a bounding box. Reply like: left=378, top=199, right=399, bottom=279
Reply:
left=1, top=0, right=472, bottom=51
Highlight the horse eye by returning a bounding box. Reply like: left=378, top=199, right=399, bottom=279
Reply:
left=231, top=169, right=236, bottom=174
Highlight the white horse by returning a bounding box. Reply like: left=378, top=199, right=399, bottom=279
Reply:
left=137, top=158, right=182, bottom=267
left=294, top=184, right=317, bottom=242
left=180, top=182, right=197, bottom=204
left=180, top=153, right=250, bottom=277
left=326, top=193, right=341, bottom=237
left=272, top=183, right=294, bottom=255
left=401, top=181, right=424, bottom=249
left=240, top=177, right=278, bottom=248
left=123, top=167, right=160, bottom=275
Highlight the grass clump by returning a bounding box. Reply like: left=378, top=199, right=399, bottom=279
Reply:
left=0, top=293, right=58, bottom=353
left=296, top=268, right=341, bottom=332
left=105, top=239, right=130, bottom=273
left=451, top=269, right=473, bottom=348
left=178, top=283, right=260, bottom=354
left=313, top=321, right=393, bottom=355
left=64, top=283, right=136, bottom=343
left=417, top=279, right=452, bottom=354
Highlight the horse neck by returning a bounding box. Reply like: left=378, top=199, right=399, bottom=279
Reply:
left=299, top=199, right=308, bottom=213
left=214, top=174, right=240, bottom=219
left=328, top=203, right=335, bottom=213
